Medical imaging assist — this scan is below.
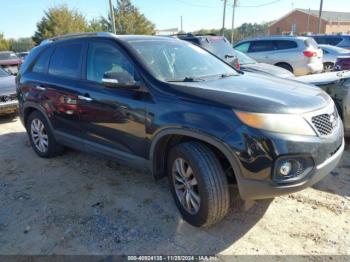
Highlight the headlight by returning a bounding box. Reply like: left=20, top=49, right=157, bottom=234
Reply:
left=234, top=111, right=316, bottom=136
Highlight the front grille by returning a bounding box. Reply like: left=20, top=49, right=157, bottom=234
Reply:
left=0, top=94, right=17, bottom=103
left=311, top=110, right=338, bottom=136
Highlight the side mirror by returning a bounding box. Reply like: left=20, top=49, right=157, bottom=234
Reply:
left=101, top=71, right=140, bottom=89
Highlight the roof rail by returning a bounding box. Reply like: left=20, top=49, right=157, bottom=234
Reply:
left=40, top=32, right=115, bottom=45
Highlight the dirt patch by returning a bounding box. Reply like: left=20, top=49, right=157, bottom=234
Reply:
left=0, top=117, right=349, bottom=255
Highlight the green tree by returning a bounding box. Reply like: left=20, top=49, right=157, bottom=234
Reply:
left=102, top=0, right=155, bottom=35
left=8, top=38, right=35, bottom=52
left=32, top=5, right=90, bottom=44
left=0, top=33, right=10, bottom=51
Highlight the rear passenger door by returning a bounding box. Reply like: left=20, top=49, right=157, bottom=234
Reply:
left=31, top=41, right=86, bottom=140
left=247, top=40, right=275, bottom=63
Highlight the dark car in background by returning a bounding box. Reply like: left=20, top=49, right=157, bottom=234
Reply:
left=0, top=51, right=22, bottom=75
left=310, top=34, right=350, bottom=50
left=0, top=67, right=18, bottom=115
left=173, top=33, right=240, bottom=68
left=319, top=44, right=350, bottom=71
left=17, top=32, right=344, bottom=227
left=16, top=52, right=30, bottom=62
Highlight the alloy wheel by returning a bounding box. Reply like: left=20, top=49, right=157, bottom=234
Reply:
left=30, top=118, right=49, bottom=153
left=172, top=158, right=200, bottom=214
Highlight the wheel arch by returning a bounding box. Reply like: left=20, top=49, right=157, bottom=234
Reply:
left=23, top=103, right=54, bottom=131
left=149, top=128, right=242, bottom=183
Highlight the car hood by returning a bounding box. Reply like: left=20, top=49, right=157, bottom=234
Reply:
left=169, top=72, right=331, bottom=114
left=0, top=76, right=16, bottom=95
left=241, top=63, right=294, bottom=78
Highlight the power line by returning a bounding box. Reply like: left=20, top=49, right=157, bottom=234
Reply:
left=174, top=0, right=284, bottom=9
left=173, top=0, right=218, bottom=9
left=237, top=0, right=283, bottom=8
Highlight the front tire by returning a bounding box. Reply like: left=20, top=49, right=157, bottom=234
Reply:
left=168, top=142, right=230, bottom=227
left=26, top=111, right=63, bottom=158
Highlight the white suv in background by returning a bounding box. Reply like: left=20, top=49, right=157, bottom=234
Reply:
left=234, top=36, right=323, bottom=76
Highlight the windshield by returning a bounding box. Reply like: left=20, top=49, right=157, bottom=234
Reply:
left=0, top=67, right=10, bottom=77
left=234, top=50, right=257, bottom=65
left=128, top=40, right=238, bottom=82
left=0, top=52, right=18, bottom=61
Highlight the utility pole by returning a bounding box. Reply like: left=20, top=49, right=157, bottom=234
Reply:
left=307, top=8, right=311, bottom=33
left=231, top=0, right=237, bottom=44
left=221, top=0, right=227, bottom=36
left=109, top=0, right=116, bottom=34
left=318, top=0, right=324, bottom=33
left=180, top=16, right=183, bottom=33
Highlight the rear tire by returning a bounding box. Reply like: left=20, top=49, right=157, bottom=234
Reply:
left=323, top=62, right=334, bottom=72
left=26, top=111, right=64, bottom=158
left=275, top=62, right=293, bottom=73
left=167, top=142, right=230, bottom=227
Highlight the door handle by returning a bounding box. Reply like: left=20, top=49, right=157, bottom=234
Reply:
left=35, top=85, right=46, bottom=91
left=78, top=95, right=93, bottom=102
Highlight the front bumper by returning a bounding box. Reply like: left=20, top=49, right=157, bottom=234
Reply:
left=236, top=139, right=344, bottom=200
left=0, top=100, right=18, bottom=115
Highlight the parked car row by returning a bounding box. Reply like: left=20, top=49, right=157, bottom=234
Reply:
left=15, top=32, right=344, bottom=227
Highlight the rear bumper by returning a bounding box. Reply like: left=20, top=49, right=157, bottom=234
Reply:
left=294, top=62, right=323, bottom=76
left=0, top=100, right=18, bottom=115
left=236, top=139, right=344, bottom=200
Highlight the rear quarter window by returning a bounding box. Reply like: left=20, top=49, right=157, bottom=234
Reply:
left=48, top=43, right=84, bottom=79
left=32, top=47, right=53, bottom=73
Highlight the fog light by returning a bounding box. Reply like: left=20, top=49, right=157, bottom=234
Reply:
left=279, top=162, right=292, bottom=176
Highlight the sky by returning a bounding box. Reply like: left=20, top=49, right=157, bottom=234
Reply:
left=0, top=0, right=350, bottom=39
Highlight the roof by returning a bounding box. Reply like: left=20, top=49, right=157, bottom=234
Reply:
left=236, top=35, right=309, bottom=43
left=298, top=9, right=350, bottom=22
left=269, top=8, right=350, bottom=28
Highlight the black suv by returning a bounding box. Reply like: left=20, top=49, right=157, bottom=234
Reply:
left=17, top=33, right=344, bottom=227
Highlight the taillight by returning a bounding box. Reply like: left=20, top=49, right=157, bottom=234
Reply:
left=303, top=51, right=317, bottom=57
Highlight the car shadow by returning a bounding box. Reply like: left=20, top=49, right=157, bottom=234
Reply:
left=0, top=130, right=271, bottom=255
left=0, top=113, right=18, bottom=124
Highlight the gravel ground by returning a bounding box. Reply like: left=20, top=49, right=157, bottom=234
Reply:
left=0, top=115, right=349, bottom=255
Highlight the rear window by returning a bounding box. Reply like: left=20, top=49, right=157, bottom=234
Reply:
left=0, top=52, right=18, bottom=60
left=199, top=37, right=235, bottom=60
left=48, top=43, right=83, bottom=79
left=249, top=41, right=275, bottom=52
left=274, top=40, right=297, bottom=50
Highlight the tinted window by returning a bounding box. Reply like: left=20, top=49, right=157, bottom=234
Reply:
left=275, top=40, right=297, bottom=50
left=32, top=48, right=52, bottom=73
left=249, top=41, right=275, bottom=52
left=235, top=42, right=250, bottom=53
left=87, top=41, right=136, bottom=83
left=48, top=43, right=83, bottom=79
left=312, top=37, right=325, bottom=44
left=325, top=37, right=343, bottom=46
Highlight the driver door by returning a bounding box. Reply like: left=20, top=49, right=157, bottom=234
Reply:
left=79, top=40, right=149, bottom=159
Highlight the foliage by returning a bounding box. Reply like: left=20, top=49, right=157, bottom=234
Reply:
left=195, top=22, right=272, bottom=44
left=32, top=5, right=90, bottom=44
left=8, top=38, right=35, bottom=52
left=0, top=33, right=10, bottom=51
left=102, top=0, right=155, bottom=35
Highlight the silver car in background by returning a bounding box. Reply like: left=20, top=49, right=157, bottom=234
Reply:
left=234, top=36, right=323, bottom=76
left=319, top=44, right=350, bottom=72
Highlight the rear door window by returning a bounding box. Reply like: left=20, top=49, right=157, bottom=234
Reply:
left=275, top=40, right=298, bottom=50
left=249, top=41, right=275, bottom=53
left=48, top=43, right=84, bottom=79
